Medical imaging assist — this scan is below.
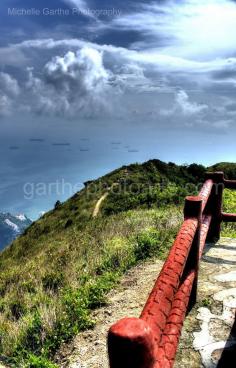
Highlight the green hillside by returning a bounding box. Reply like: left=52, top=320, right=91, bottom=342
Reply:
left=208, top=162, right=236, bottom=235
left=0, top=159, right=235, bottom=367
left=208, top=162, right=236, bottom=178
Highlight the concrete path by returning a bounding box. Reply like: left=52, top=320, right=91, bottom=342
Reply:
left=175, top=237, right=236, bottom=368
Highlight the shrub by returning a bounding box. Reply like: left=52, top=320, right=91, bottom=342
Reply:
left=25, top=354, right=58, bottom=368
left=54, top=201, right=61, bottom=210
left=96, top=238, right=135, bottom=274
left=85, top=273, right=118, bottom=309
left=21, top=312, right=43, bottom=353
left=134, top=229, right=160, bottom=261
left=42, top=273, right=64, bottom=292
left=64, top=219, right=73, bottom=229
left=20, top=280, right=36, bottom=294
left=62, top=288, right=94, bottom=333
left=9, top=300, right=26, bottom=321
left=201, top=298, right=212, bottom=308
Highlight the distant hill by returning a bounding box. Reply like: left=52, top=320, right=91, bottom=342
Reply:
left=208, top=162, right=236, bottom=179
left=0, top=159, right=235, bottom=367
left=0, top=213, right=32, bottom=250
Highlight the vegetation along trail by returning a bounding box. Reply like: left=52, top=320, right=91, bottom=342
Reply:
left=57, top=259, right=164, bottom=367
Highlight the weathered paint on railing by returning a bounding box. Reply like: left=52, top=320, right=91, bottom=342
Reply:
left=108, top=172, right=236, bottom=368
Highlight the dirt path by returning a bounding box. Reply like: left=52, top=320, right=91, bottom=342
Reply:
left=57, top=259, right=164, bottom=368
left=92, top=192, right=109, bottom=218
left=92, top=183, right=119, bottom=218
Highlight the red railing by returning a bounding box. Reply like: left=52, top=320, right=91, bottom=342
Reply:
left=107, top=172, right=236, bottom=368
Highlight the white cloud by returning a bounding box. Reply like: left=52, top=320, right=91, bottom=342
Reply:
left=0, top=95, right=11, bottom=116
left=63, top=0, right=96, bottom=19
left=26, top=47, right=114, bottom=117
left=0, top=46, right=28, bottom=67
left=5, top=0, right=236, bottom=80
left=10, top=37, right=236, bottom=77
left=1, top=1, right=236, bottom=88
left=175, top=90, right=208, bottom=116
left=64, top=0, right=87, bottom=11
left=161, top=90, right=208, bottom=117
left=1, top=1, right=236, bottom=124
left=192, top=117, right=232, bottom=131
left=0, top=72, right=20, bottom=97
left=65, top=0, right=87, bottom=9
left=0, top=72, right=20, bottom=117
left=111, top=63, right=162, bottom=92
left=213, top=119, right=232, bottom=129
left=112, top=0, right=236, bottom=60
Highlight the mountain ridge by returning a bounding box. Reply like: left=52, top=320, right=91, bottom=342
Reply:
left=0, top=213, right=32, bottom=250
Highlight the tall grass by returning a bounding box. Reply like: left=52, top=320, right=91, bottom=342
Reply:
left=0, top=207, right=181, bottom=367
left=221, top=189, right=236, bottom=237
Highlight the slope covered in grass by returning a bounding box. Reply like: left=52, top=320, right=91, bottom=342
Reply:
left=0, top=159, right=235, bottom=367
left=208, top=162, right=236, bottom=178
left=208, top=162, right=236, bottom=237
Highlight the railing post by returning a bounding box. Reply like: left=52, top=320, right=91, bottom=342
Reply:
left=184, top=196, right=202, bottom=311
left=108, top=318, right=156, bottom=368
left=205, top=172, right=224, bottom=242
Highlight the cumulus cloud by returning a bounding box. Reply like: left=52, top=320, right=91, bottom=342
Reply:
left=0, top=95, right=11, bottom=116
left=2, top=0, right=236, bottom=78
left=8, top=0, right=236, bottom=78
left=161, top=90, right=208, bottom=117
left=111, top=63, right=162, bottom=92
left=175, top=90, right=208, bottom=116
left=11, top=37, right=236, bottom=73
left=0, top=72, right=20, bottom=116
left=2, top=0, right=236, bottom=127
left=0, top=46, right=28, bottom=67
left=26, top=47, right=113, bottom=117
left=0, top=72, right=20, bottom=97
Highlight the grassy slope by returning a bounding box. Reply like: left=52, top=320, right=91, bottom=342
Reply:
left=0, top=159, right=235, bottom=367
left=209, top=162, right=236, bottom=237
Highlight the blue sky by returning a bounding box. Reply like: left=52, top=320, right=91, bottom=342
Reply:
left=1, top=0, right=236, bottom=218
